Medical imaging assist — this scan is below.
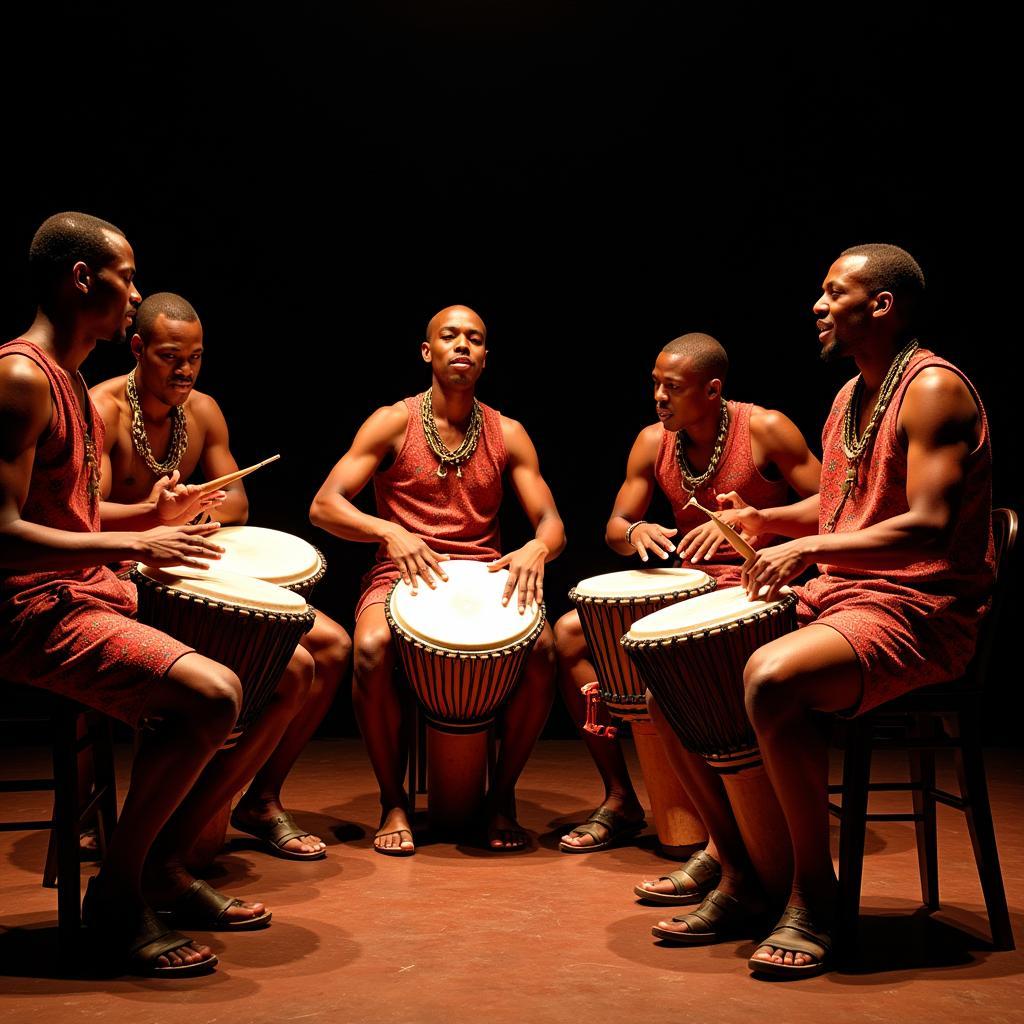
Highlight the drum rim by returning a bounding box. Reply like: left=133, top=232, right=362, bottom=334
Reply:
left=569, top=574, right=717, bottom=606
left=131, top=566, right=316, bottom=622
left=384, top=578, right=546, bottom=658
left=211, top=526, right=327, bottom=588
left=621, top=591, right=797, bottom=648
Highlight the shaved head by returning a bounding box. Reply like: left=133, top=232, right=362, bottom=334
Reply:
left=425, top=305, right=486, bottom=341
left=660, top=332, right=728, bottom=385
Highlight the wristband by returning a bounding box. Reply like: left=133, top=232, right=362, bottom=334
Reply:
left=625, top=520, right=648, bottom=545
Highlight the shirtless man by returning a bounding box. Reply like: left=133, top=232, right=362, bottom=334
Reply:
left=650, top=244, right=994, bottom=979
left=93, top=293, right=352, bottom=860
left=0, top=213, right=272, bottom=976
left=310, top=305, right=564, bottom=853
left=554, top=334, right=821, bottom=891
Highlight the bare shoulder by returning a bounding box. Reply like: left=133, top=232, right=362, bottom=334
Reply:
left=636, top=422, right=664, bottom=452
left=183, top=388, right=224, bottom=427
left=0, top=350, right=50, bottom=397
left=748, top=405, right=803, bottom=443
left=902, top=365, right=980, bottom=435
left=89, top=374, right=127, bottom=421
left=353, top=400, right=410, bottom=449
left=0, top=353, right=51, bottom=441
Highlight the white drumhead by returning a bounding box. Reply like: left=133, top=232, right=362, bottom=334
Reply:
left=208, top=526, right=321, bottom=586
left=573, top=566, right=712, bottom=600
left=388, top=559, right=542, bottom=652
left=626, top=585, right=791, bottom=641
left=136, top=563, right=308, bottom=614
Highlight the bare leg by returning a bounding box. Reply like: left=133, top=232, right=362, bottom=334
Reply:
left=554, top=611, right=644, bottom=849
left=646, top=693, right=762, bottom=934
left=744, top=624, right=862, bottom=969
left=90, top=651, right=241, bottom=969
left=485, top=622, right=556, bottom=849
left=353, top=604, right=413, bottom=853
left=145, top=646, right=316, bottom=921
left=235, top=611, right=352, bottom=855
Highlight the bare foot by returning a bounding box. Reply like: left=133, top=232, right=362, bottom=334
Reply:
left=374, top=806, right=415, bottom=855
left=487, top=809, right=529, bottom=850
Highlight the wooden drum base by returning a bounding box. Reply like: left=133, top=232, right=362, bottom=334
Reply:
left=632, top=720, right=707, bottom=858
left=426, top=726, right=489, bottom=834
left=718, top=762, right=793, bottom=902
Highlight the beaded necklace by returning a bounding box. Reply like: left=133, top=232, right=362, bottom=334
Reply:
left=675, top=398, right=730, bottom=493
left=823, top=338, right=920, bottom=532
left=126, top=368, right=189, bottom=476
left=420, top=387, right=483, bottom=478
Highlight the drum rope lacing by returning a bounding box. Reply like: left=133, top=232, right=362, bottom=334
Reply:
left=675, top=398, right=730, bottom=493
left=126, top=367, right=189, bottom=476
left=420, top=387, right=483, bottom=478
left=824, top=338, right=919, bottom=532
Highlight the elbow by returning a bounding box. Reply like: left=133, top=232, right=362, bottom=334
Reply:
left=309, top=495, right=327, bottom=530
left=236, top=501, right=250, bottom=526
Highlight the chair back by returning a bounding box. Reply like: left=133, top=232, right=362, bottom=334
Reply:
left=970, top=508, right=1018, bottom=689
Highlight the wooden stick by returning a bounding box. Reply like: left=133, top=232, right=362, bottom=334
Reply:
left=684, top=496, right=758, bottom=561
left=198, top=454, right=281, bottom=494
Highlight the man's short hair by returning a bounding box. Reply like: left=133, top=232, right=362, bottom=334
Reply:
left=28, top=212, right=125, bottom=306
left=135, top=292, right=200, bottom=342
left=841, top=243, right=926, bottom=315
left=661, top=332, right=729, bottom=385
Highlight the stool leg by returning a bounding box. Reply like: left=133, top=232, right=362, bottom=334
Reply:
left=52, top=708, right=83, bottom=957
left=91, top=715, right=118, bottom=857
left=949, top=710, right=1015, bottom=951
left=909, top=715, right=939, bottom=909
left=837, top=717, right=873, bottom=951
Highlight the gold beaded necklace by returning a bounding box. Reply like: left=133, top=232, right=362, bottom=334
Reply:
left=420, top=387, right=483, bottom=478
left=126, top=368, right=189, bottom=477
left=823, top=338, right=920, bottom=533
left=675, top=398, right=730, bottom=493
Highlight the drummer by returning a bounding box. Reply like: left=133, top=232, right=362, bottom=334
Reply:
left=556, top=332, right=820, bottom=862
left=659, top=245, right=994, bottom=978
left=92, top=293, right=352, bottom=861
left=0, top=213, right=266, bottom=976
left=310, top=304, right=565, bottom=853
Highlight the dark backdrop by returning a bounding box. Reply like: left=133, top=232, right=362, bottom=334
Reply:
left=2, top=4, right=1018, bottom=738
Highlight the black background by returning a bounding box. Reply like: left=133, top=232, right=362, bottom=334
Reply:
left=1, top=4, right=1018, bottom=739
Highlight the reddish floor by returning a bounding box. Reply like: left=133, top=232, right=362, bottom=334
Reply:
left=1, top=738, right=1023, bottom=1023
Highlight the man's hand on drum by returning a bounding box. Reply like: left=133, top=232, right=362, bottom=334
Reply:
left=630, top=522, right=677, bottom=563
left=741, top=537, right=812, bottom=602
left=384, top=524, right=449, bottom=591
left=151, top=470, right=227, bottom=526
left=489, top=539, right=548, bottom=613
left=677, top=491, right=761, bottom=563
left=133, top=521, right=225, bottom=570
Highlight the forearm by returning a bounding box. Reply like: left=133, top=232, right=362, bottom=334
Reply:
left=310, top=493, right=399, bottom=545
left=0, top=519, right=138, bottom=571
left=605, top=515, right=637, bottom=557
left=802, top=511, right=949, bottom=571
left=99, top=499, right=160, bottom=531
left=759, top=494, right=821, bottom=538
left=533, top=513, right=565, bottom=561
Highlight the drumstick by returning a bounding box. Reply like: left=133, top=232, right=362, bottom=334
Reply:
left=198, top=455, right=281, bottom=495
left=684, top=496, right=758, bottom=561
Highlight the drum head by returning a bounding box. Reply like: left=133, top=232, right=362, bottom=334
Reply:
left=626, top=585, right=792, bottom=641
left=388, top=559, right=542, bottom=652
left=208, top=526, right=322, bottom=586
left=136, top=563, right=309, bottom=614
left=573, top=566, right=712, bottom=600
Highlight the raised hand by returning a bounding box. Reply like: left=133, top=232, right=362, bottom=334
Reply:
left=383, top=525, right=449, bottom=591
left=152, top=470, right=227, bottom=526
left=488, top=539, right=549, bottom=613
left=629, top=522, right=678, bottom=563
left=134, top=521, right=225, bottom=569
left=715, top=490, right=765, bottom=545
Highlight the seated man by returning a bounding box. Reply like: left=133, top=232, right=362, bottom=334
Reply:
left=554, top=333, right=820, bottom=888
left=310, top=304, right=564, bottom=853
left=93, top=293, right=352, bottom=860
left=0, top=213, right=268, bottom=976
left=649, top=244, right=994, bottom=979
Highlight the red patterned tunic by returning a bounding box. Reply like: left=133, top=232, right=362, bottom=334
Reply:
left=355, top=393, right=509, bottom=620
left=655, top=401, right=793, bottom=586
left=796, top=350, right=994, bottom=715
left=0, top=340, right=193, bottom=726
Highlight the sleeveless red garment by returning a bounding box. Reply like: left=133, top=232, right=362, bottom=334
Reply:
left=655, top=401, right=792, bottom=586
left=355, top=393, right=508, bottom=620
left=0, top=340, right=192, bottom=726
left=796, top=349, right=994, bottom=715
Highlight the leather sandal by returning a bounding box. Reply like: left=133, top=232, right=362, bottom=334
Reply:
left=155, top=878, right=272, bottom=930
left=373, top=827, right=415, bottom=857
left=558, top=806, right=646, bottom=853
left=748, top=904, right=833, bottom=977
left=230, top=808, right=327, bottom=861
left=651, top=888, right=762, bottom=945
left=634, top=849, right=722, bottom=905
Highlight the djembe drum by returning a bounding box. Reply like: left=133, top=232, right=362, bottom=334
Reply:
left=386, top=559, right=545, bottom=830
left=207, top=525, right=327, bottom=600
left=622, top=586, right=797, bottom=898
left=569, top=567, right=716, bottom=855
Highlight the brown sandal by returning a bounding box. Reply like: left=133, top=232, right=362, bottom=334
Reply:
left=634, top=849, right=721, bottom=905
left=559, top=806, right=646, bottom=853
left=748, top=904, right=833, bottom=977
left=651, top=889, right=762, bottom=945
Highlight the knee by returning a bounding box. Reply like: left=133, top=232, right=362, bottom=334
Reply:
left=278, top=647, right=316, bottom=707
left=353, top=626, right=393, bottom=686
left=743, top=648, right=801, bottom=732
left=529, top=623, right=556, bottom=670
left=553, top=611, right=584, bottom=657
left=194, top=665, right=243, bottom=736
